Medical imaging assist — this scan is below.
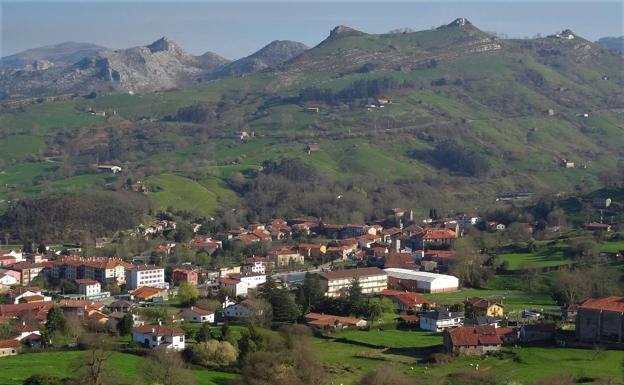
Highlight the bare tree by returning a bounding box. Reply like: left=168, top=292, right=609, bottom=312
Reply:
left=140, top=347, right=196, bottom=385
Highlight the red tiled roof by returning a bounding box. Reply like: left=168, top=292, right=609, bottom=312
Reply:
left=76, top=279, right=99, bottom=286
left=188, top=306, right=214, bottom=316
left=133, top=324, right=184, bottom=337
left=133, top=287, right=166, bottom=300
left=222, top=278, right=241, bottom=285
left=415, top=228, right=458, bottom=240
left=580, top=296, right=624, bottom=312
left=447, top=326, right=502, bottom=347
left=0, top=339, right=21, bottom=349
left=305, top=313, right=364, bottom=327
left=0, top=302, right=54, bottom=317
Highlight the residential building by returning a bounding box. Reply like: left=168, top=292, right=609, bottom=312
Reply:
left=132, top=324, right=185, bottom=350
left=444, top=326, right=503, bottom=355
left=8, top=287, right=49, bottom=304
left=268, top=247, right=304, bottom=268
left=49, top=256, right=131, bottom=285
left=8, top=262, right=47, bottom=286
left=519, top=323, right=556, bottom=343
left=380, top=289, right=434, bottom=312
left=172, top=268, right=198, bottom=286
left=132, top=287, right=168, bottom=302
left=180, top=306, right=215, bottom=323
left=0, top=339, right=21, bottom=357
left=0, top=272, right=17, bottom=286
left=221, top=278, right=247, bottom=297
left=77, top=279, right=101, bottom=298
left=585, top=223, right=612, bottom=232
left=229, top=273, right=266, bottom=290
left=592, top=198, right=612, bottom=209
left=465, top=297, right=504, bottom=318
left=223, top=299, right=263, bottom=320
left=242, top=256, right=268, bottom=275
left=305, top=313, right=367, bottom=330
left=576, top=296, right=624, bottom=343
left=0, top=256, right=17, bottom=267
left=318, top=267, right=388, bottom=298
left=0, top=270, right=21, bottom=285
left=126, top=265, right=166, bottom=290
left=384, top=268, right=459, bottom=293
left=420, top=309, right=464, bottom=332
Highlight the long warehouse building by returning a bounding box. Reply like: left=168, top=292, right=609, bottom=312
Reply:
left=384, top=268, right=459, bottom=293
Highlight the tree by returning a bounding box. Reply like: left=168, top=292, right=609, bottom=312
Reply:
left=117, top=312, right=133, bottom=336
left=22, top=375, right=63, bottom=385
left=195, top=322, right=212, bottom=342
left=366, top=299, right=383, bottom=324
left=140, top=348, right=196, bottom=385
left=270, top=289, right=301, bottom=322
left=177, top=282, right=199, bottom=306
left=190, top=340, right=237, bottom=368
left=73, top=334, right=116, bottom=385
left=347, top=278, right=366, bottom=316
left=297, top=273, right=324, bottom=314
left=359, top=367, right=415, bottom=385
left=45, top=306, right=65, bottom=335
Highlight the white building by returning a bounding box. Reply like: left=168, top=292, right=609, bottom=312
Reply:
left=223, top=299, right=262, bottom=320
left=230, top=273, right=266, bottom=290
left=0, top=273, right=17, bottom=286
left=384, top=268, right=459, bottom=293
left=76, top=279, right=101, bottom=298
left=126, top=265, right=167, bottom=290
left=318, top=267, right=388, bottom=298
left=221, top=278, right=248, bottom=297
left=420, top=309, right=465, bottom=332
left=180, top=306, right=215, bottom=323
left=132, top=324, right=185, bottom=350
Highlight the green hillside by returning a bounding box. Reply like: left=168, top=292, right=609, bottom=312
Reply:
left=0, top=20, right=622, bottom=217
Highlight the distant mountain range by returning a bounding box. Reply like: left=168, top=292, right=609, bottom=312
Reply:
left=0, top=37, right=308, bottom=100
left=596, top=36, right=624, bottom=55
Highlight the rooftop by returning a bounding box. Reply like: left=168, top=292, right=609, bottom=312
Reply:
left=318, top=267, right=386, bottom=281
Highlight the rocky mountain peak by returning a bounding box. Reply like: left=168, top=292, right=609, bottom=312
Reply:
left=448, top=17, right=472, bottom=28
left=328, top=25, right=366, bottom=40
left=147, top=37, right=179, bottom=53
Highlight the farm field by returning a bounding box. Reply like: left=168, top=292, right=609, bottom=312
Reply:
left=498, top=250, right=574, bottom=270
left=0, top=351, right=237, bottom=385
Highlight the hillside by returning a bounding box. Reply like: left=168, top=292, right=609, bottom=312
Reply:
left=0, top=41, right=106, bottom=69
left=597, top=36, right=624, bottom=55
left=0, top=18, right=622, bottom=219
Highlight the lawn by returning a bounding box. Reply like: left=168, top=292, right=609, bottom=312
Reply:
left=0, top=351, right=236, bottom=385
left=498, top=250, right=574, bottom=270
left=600, top=240, right=624, bottom=253
left=335, top=328, right=442, bottom=349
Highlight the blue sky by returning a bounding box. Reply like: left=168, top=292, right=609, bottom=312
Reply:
left=2, top=1, right=622, bottom=59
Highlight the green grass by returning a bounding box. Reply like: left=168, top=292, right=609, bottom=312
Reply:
left=499, top=250, right=574, bottom=270
left=0, top=100, right=105, bottom=134
left=145, top=173, right=238, bottom=216
left=335, top=329, right=442, bottom=349
left=0, top=351, right=236, bottom=385
left=0, top=135, right=46, bottom=161
left=600, top=241, right=624, bottom=253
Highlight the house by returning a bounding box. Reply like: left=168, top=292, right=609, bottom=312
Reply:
left=519, top=323, right=556, bottom=343
left=444, top=326, right=502, bottom=355
left=0, top=272, right=17, bottom=286
left=190, top=237, right=222, bottom=254
left=298, top=243, right=327, bottom=261
left=413, top=227, right=458, bottom=248
left=305, top=107, right=320, bottom=113
left=463, top=316, right=499, bottom=328
left=223, top=299, right=263, bottom=320
left=384, top=268, right=459, bottom=293
left=383, top=252, right=416, bottom=269
left=0, top=269, right=21, bottom=285
left=0, top=302, right=53, bottom=321
left=268, top=247, right=304, bottom=268
left=97, top=164, right=122, bottom=173
left=8, top=287, right=46, bottom=304
left=465, top=297, right=504, bottom=318
left=242, top=256, right=268, bottom=275
left=592, top=198, right=612, bottom=209
left=585, top=223, right=612, bottom=232
left=132, top=323, right=185, bottom=350
left=132, top=286, right=168, bottom=302
left=7, top=262, right=48, bottom=286
left=126, top=265, right=167, bottom=290
left=12, top=321, right=40, bottom=341
left=380, top=289, right=434, bottom=312
left=486, top=222, right=506, bottom=232
left=576, top=296, right=624, bottom=343
left=0, top=256, right=17, bottom=267
left=304, top=313, right=367, bottom=330
left=317, top=267, right=388, bottom=298
left=107, top=300, right=136, bottom=313
left=420, top=309, right=464, bottom=332
left=221, top=278, right=248, bottom=297
left=180, top=306, right=215, bottom=323
left=76, top=279, right=102, bottom=299
left=561, top=159, right=575, bottom=168
left=229, top=273, right=266, bottom=290
left=172, top=268, right=198, bottom=286
left=0, top=339, right=21, bottom=357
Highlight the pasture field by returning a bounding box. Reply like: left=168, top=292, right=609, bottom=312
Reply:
left=0, top=351, right=236, bottom=385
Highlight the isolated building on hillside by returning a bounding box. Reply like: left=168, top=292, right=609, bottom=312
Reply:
left=384, top=268, right=459, bottom=293
left=444, top=326, right=503, bottom=355
left=317, top=267, right=387, bottom=298
left=180, top=306, right=214, bottom=323
left=305, top=313, right=367, bottom=330
left=576, top=296, right=624, bottom=343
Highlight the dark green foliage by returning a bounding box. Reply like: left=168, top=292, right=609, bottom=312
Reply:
left=297, top=77, right=408, bottom=105
left=430, top=140, right=491, bottom=177
left=296, top=273, right=324, bottom=314
left=196, top=323, right=212, bottom=342
left=168, top=102, right=215, bottom=123
left=259, top=276, right=301, bottom=322
left=117, top=312, right=134, bottom=336
left=0, top=191, right=148, bottom=242
left=23, top=374, right=64, bottom=385
left=45, top=306, right=65, bottom=335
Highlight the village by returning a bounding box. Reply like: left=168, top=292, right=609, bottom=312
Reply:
left=0, top=190, right=622, bottom=385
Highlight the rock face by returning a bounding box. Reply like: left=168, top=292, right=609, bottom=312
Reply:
left=0, top=37, right=230, bottom=99
left=0, top=42, right=106, bottom=69
left=213, top=40, right=308, bottom=78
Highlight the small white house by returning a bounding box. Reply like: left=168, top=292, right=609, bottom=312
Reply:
left=230, top=273, right=266, bottom=290
left=0, top=273, right=17, bottom=286
left=77, top=279, right=101, bottom=298
left=180, top=306, right=215, bottom=323
left=221, top=278, right=248, bottom=297
left=223, top=299, right=261, bottom=320
left=420, top=309, right=464, bottom=332
left=132, top=323, right=185, bottom=351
